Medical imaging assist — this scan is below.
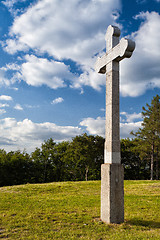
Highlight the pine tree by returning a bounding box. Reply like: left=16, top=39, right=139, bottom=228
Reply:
left=131, top=95, right=160, bottom=180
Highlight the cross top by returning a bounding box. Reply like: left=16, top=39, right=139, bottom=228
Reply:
left=95, top=25, right=135, bottom=74
left=105, top=25, right=120, bottom=52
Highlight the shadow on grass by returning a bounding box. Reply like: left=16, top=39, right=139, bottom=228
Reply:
left=126, top=219, right=160, bottom=229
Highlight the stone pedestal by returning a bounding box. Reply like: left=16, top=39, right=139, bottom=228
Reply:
left=101, top=163, right=124, bottom=224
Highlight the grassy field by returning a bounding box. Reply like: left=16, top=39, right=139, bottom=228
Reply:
left=0, top=180, right=160, bottom=239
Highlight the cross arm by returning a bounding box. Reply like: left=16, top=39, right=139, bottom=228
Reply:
left=95, top=38, right=135, bottom=74
left=117, top=38, right=135, bottom=61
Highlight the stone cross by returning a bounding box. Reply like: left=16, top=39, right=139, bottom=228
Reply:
left=95, top=25, right=135, bottom=224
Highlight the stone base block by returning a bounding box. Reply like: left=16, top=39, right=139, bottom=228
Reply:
left=101, top=163, right=124, bottom=224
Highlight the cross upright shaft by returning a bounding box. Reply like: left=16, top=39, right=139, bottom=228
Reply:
left=105, top=26, right=120, bottom=164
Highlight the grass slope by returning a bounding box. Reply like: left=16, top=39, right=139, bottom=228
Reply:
left=0, top=180, right=160, bottom=239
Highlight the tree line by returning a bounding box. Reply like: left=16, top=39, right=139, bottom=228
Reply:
left=0, top=95, right=160, bottom=186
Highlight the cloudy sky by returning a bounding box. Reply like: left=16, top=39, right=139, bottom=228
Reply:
left=0, top=0, right=160, bottom=152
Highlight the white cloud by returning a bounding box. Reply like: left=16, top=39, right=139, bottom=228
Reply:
left=80, top=117, right=105, bottom=137
left=0, top=109, right=6, bottom=115
left=0, top=118, right=83, bottom=152
left=2, top=0, right=121, bottom=91
left=2, top=0, right=28, bottom=16
left=3, top=39, right=29, bottom=54
left=51, top=97, right=64, bottom=105
left=4, top=0, right=120, bottom=60
left=2, top=0, right=27, bottom=8
left=120, top=112, right=142, bottom=123
left=1, top=63, right=21, bottom=71
left=120, top=121, right=142, bottom=138
left=74, top=66, right=106, bottom=91
left=0, top=95, right=13, bottom=101
left=0, top=69, right=11, bottom=86
left=14, top=104, right=23, bottom=111
left=80, top=115, right=142, bottom=139
left=0, top=103, right=9, bottom=108
left=18, top=55, right=74, bottom=89
left=121, top=11, right=160, bottom=97
left=3, top=3, right=160, bottom=96
left=12, top=87, right=18, bottom=91
left=0, top=114, right=142, bottom=152
left=0, top=64, right=20, bottom=86
left=25, top=104, right=39, bottom=109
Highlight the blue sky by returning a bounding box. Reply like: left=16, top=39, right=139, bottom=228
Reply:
left=0, top=0, right=160, bottom=152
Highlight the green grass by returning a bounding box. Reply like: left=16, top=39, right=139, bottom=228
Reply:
left=0, top=180, right=160, bottom=239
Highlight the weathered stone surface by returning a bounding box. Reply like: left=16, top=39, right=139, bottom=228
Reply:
left=105, top=68, right=120, bottom=164
left=95, top=25, right=135, bottom=164
left=95, top=25, right=135, bottom=224
left=101, top=164, right=124, bottom=223
left=95, top=37, right=135, bottom=74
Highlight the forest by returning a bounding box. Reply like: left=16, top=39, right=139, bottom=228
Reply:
left=0, top=95, right=160, bottom=186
